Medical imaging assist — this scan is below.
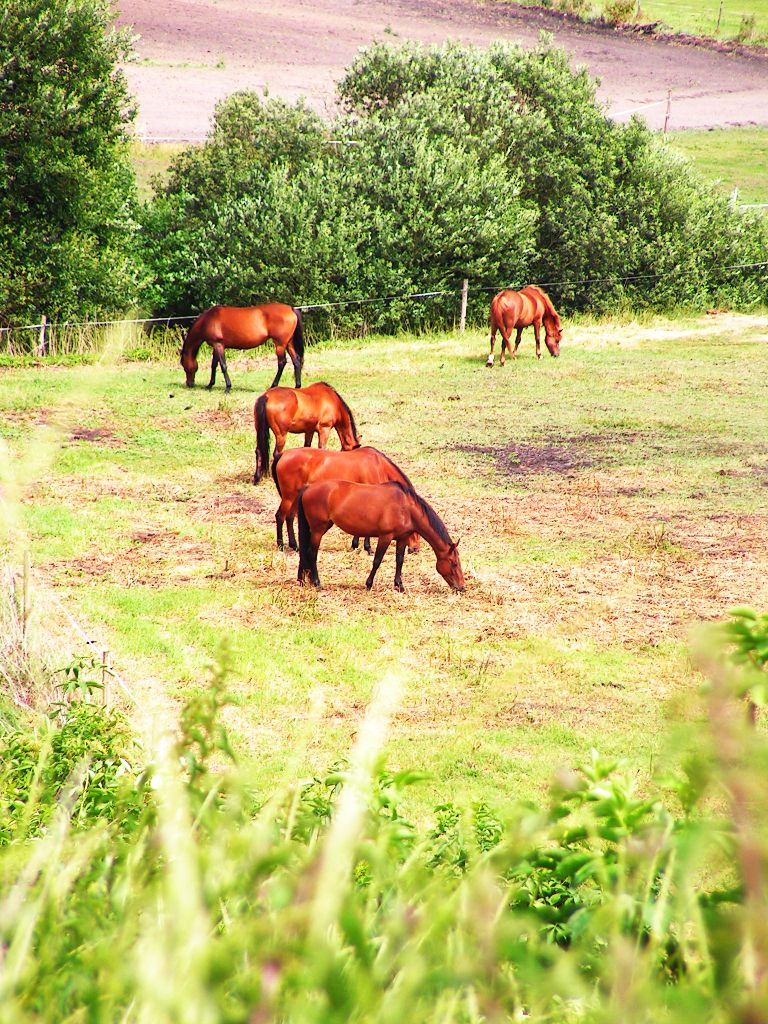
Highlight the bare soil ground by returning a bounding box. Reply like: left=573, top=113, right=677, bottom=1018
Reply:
left=116, top=0, right=768, bottom=141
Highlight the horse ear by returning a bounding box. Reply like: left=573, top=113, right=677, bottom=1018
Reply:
left=450, top=538, right=461, bottom=552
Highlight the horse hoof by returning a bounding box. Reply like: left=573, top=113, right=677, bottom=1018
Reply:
left=394, top=584, right=405, bottom=593
left=289, top=543, right=299, bottom=552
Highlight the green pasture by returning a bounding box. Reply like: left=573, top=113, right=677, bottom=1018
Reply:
left=2, top=313, right=767, bottom=818
left=635, top=0, right=768, bottom=40
left=511, top=0, right=768, bottom=41
left=669, top=126, right=768, bottom=206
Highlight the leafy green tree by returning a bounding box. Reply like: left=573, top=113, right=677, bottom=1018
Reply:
left=143, top=39, right=767, bottom=327
left=0, top=0, right=139, bottom=325
left=338, top=39, right=768, bottom=311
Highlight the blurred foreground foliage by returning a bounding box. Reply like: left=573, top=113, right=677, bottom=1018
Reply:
left=0, top=611, right=767, bottom=1022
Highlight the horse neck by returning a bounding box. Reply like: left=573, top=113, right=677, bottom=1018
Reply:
left=181, top=322, right=204, bottom=362
left=408, top=494, right=452, bottom=556
left=538, top=292, right=557, bottom=329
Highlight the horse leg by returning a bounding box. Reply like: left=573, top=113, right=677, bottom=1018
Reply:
left=206, top=350, right=218, bottom=390
left=285, top=498, right=299, bottom=552
left=512, top=327, right=523, bottom=359
left=487, top=324, right=497, bottom=367
left=316, top=425, right=331, bottom=449
left=303, top=430, right=314, bottom=448
left=271, top=344, right=288, bottom=388
left=499, top=324, right=513, bottom=367
left=276, top=496, right=293, bottom=551
left=366, top=537, right=392, bottom=591
left=299, top=527, right=327, bottom=588
left=393, top=540, right=411, bottom=589
left=213, top=343, right=232, bottom=390
left=533, top=322, right=542, bottom=360
left=289, top=348, right=302, bottom=388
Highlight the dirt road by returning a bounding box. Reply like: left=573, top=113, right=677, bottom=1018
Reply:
left=116, top=0, right=768, bottom=141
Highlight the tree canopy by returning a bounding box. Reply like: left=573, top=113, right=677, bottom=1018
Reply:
left=0, top=0, right=139, bottom=324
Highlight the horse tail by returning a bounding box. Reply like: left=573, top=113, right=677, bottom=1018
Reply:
left=297, top=488, right=313, bottom=573
left=292, top=309, right=305, bottom=367
left=255, top=393, right=271, bottom=481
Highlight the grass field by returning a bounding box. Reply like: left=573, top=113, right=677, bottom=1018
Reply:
left=668, top=126, right=768, bottom=206
left=512, top=0, right=768, bottom=41
left=2, top=313, right=767, bottom=819
left=636, top=0, right=768, bottom=40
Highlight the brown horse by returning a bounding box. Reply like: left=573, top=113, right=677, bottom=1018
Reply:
left=273, top=445, right=421, bottom=554
left=180, top=303, right=304, bottom=391
left=297, top=480, right=465, bottom=593
left=487, top=286, right=562, bottom=366
left=253, top=382, right=361, bottom=484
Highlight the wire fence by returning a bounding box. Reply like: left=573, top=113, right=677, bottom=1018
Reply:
left=1, top=260, right=766, bottom=357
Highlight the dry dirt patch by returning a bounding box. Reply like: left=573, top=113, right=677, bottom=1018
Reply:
left=116, top=0, right=768, bottom=141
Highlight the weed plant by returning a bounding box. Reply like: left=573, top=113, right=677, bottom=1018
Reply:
left=1, top=596, right=767, bottom=1022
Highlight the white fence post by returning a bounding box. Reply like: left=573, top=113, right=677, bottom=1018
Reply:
left=459, top=279, right=468, bottom=333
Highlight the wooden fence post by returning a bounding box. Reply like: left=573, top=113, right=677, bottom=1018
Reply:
left=37, top=315, right=47, bottom=356
left=716, top=0, right=723, bottom=33
left=459, top=279, right=468, bottom=333
left=663, top=90, right=671, bottom=133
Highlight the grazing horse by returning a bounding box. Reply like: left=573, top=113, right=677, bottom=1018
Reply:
left=180, top=303, right=304, bottom=391
left=253, top=382, right=361, bottom=484
left=487, top=286, right=562, bottom=365
left=297, top=480, right=465, bottom=593
left=272, top=445, right=420, bottom=554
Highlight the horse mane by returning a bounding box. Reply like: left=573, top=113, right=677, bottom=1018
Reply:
left=318, top=381, right=359, bottom=439
left=531, top=286, right=561, bottom=329
left=389, top=481, right=452, bottom=546
left=367, top=447, right=414, bottom=488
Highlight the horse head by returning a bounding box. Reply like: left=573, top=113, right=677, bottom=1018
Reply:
left=436, top=539, right=465, bottom=592
left=180, top=346, right=198, bottom=386
left=544, top=315, right=562, bottom=358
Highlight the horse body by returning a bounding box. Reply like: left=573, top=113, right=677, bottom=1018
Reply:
left=273, top=446, right=419, bottom=554
left=297, top=480, right=464, bottom=593
left=487, top=285, right=562, bottom=365
left=253, top=382, right=360, bottom=483
left=180, top=303, right=304, bottom=390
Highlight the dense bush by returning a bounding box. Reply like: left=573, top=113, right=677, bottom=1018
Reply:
left=142, top=40, right=767, bottom=331
left=1, top=611, right=767, bottom=1021
left=0, top=0, right=140, bottom=325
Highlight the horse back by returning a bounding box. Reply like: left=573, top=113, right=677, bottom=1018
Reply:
left=195, top=303, right=297, bottom=345
left=277, top=447, right=393, bottom=503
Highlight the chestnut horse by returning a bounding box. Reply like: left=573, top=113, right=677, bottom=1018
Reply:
left=253, top=382, right=361, bottom=484
left=181, top=303, right=304, bottom=391
left=297, top=480, right=465, bottom=593
left=487, top=286, right=562, bottom=366
left=273, top=445, right=420, bottom=554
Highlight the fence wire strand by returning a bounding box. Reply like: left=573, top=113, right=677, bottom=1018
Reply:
left=1, top=260, right=766, bottom=337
